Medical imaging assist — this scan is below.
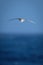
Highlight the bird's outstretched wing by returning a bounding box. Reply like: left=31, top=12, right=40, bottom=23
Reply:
left=29, top=20, right=36, bottom=24
left=9, top=18, right=20, bottom=21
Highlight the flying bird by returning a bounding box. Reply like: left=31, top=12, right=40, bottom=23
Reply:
left=9, top=18, right=36, bottom=24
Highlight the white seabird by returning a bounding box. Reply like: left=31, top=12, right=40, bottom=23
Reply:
left=9, top=18, right=36, bottom=24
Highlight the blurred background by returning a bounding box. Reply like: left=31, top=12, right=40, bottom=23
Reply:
left=0, top=0, right=43, bottom=65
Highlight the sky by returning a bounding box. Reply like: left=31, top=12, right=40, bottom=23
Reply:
left=0, top=0, right=43, bottom=34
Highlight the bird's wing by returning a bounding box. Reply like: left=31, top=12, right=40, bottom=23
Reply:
left=27, top=19, right=36, bottom=24
left=29, top=20, right=36, bottom=24
left=9, top=18, right=20, bottom=21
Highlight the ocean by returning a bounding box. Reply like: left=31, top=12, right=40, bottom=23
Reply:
left=0, top=34, right=43, bottom=65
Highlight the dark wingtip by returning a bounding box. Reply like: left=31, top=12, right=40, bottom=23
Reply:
left=8, top=18, right=17, bottom=21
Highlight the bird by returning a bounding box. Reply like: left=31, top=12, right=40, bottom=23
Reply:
left=9, top=18, right=36, bottom=24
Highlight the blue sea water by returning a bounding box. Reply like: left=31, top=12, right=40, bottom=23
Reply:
left=0, top=34, right=43, bottom=65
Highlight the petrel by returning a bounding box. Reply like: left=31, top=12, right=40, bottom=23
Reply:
left=9, top=18, right=36, bottom=24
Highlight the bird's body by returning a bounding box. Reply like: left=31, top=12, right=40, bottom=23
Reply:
left=18, top=18, right=25, bottom=22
